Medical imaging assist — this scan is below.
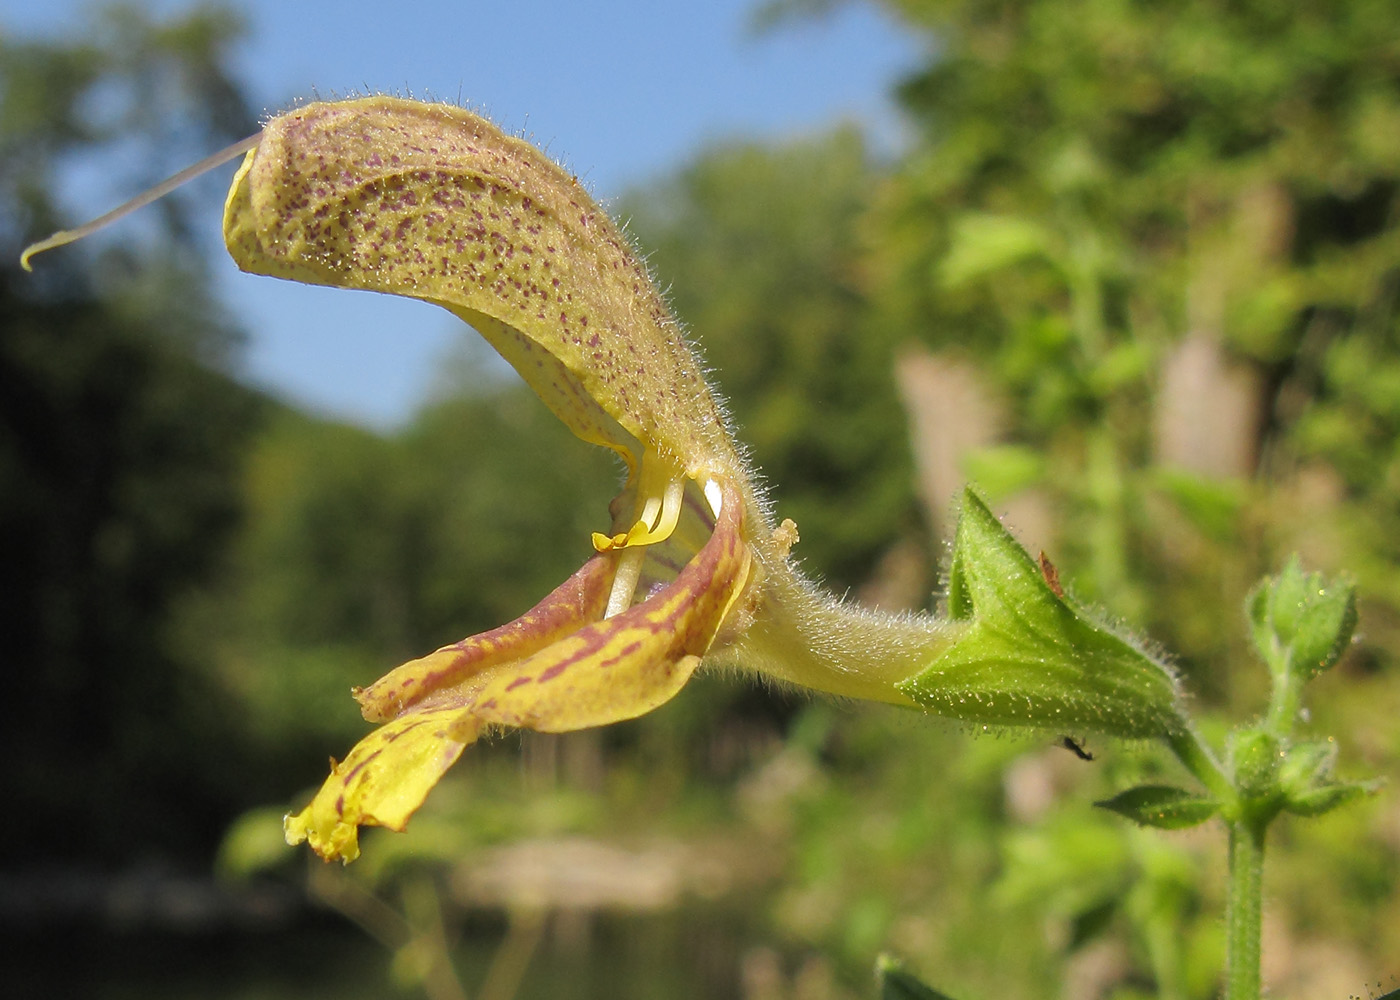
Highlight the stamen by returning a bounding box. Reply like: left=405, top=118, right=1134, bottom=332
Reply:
left=591, top=530, right=630, bottom=550
left=593, top=455, right=693, bottom=614
left=669, top=482, right=719, bottom=554
left=604, top=545, right=647, bottom=619
left=590, top=460, right=686, bottom=553
left=634, top=491, right=665, bottom=535
left=622, top=478, right=684, bottom=547
left=19, top=130, right=264, bottom=271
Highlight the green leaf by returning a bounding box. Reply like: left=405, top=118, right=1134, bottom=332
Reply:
left=1276, top=739, right=1383, bottom=818
left=1284, top=778, right=1383, bottom=818
left=1096, top=785, right=1221, bottom=830
left=1277, top=739, right=1336, bottom=794
left=938, top=212, right=1055, bottom=290
left=876, top=956, right=963, bottom=1000
left=899, top=490, right=1185, bottom=738
left=1247, top=556, right=1357, bottom=683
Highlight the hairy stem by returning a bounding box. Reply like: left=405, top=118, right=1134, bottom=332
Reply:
left=718, top=558, right=961, bottom=706
left=1265, top=668, right=1302, bottom=740
left=1225, top=819, right=1266, bottom=1000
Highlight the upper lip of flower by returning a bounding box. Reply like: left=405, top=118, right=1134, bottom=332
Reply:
left=221, top=92, right=775, bottom=630
left=222, top=97, right=748, bottom=489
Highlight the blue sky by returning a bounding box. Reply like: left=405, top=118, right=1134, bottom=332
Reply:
left=8, top=0, right=923, bottom=427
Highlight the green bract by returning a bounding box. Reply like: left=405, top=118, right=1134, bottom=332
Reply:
left=1284, top=779, right=1381, bottom=818
left=1277, top=739, right=1381, bottom=818
left=1277, top=739, right=1336, bottom=795
left=1229, top=729, right=1283, bottom=805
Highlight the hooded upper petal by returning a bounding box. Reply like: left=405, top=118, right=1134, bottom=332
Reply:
left=223, top=96, right=742, bottom=482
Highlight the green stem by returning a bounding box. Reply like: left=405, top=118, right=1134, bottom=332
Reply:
left=1225, top=819, right=1266, bottom=1000
left=1265, top=666, right=1301, bottom=739
left=1168, top=725, right=1268, bottom=998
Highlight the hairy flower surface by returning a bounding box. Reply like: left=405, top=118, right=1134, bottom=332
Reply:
left=22, top=96, right=1188, bottom=864
left=218, top=98, right=957, bottom=861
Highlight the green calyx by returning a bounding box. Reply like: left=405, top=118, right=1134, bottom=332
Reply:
left=897, top=489, right=1186, bottom=739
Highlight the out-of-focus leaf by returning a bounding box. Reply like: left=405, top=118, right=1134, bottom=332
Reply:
left=876, top=955, right=963, bottom=1000
left=1153, top=469, right=1246, bottom=542
left=1096, top=785, right=1221, bottom=830
left=938, top=213, right=1055, bottom=290
left=216, top=807, right=294, bottom=878
left=961, top=444, right=1046, bottom=501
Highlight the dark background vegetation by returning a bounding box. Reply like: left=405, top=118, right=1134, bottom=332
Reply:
left=2, top=2, right=1398, bottom=998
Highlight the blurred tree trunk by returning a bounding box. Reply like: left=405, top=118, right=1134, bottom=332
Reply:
left=1156, top=184, right=1292, bottom=480
left=896, top=346, right=1052, bottom=558
left=1155, top=334, right=1264, bottom=479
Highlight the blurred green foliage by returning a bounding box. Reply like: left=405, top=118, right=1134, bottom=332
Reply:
left=1, top=4, right=265, bottom=863
left=853, top=0, right=1400, bottom=679
left=5, top=1, right=1400, bottom=998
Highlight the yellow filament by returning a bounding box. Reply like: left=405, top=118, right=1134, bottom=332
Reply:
left=604, top=545, right=648, bottom=620
left=626, top=478, right=684, bottom=545
left=593, top=455, right=692, bottom=617
left=591, top=459, right=685, bottom=553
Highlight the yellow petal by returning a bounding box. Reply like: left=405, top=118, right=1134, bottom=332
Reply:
left=223, top=96, right=741, bottom=476
left=286, top=483, right=752, bottom=862
left=284, top=706, right=479, bottom=863
left=355, top=553, right=613, bottom=722
left=472, top=483, right=752, bottom=732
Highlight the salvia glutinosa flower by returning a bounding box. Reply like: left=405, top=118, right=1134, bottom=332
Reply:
left=23, top=97, right=1187, bottom=863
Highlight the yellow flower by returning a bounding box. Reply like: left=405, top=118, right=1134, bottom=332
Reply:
left=23, top=96, right=963, bottom=863
left=22, top=98, right=1194, bottom=865
left=216, top=97, right=964, bottom=862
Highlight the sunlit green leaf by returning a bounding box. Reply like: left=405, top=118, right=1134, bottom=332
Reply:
left=938, top=212, right=1055, bottom=290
